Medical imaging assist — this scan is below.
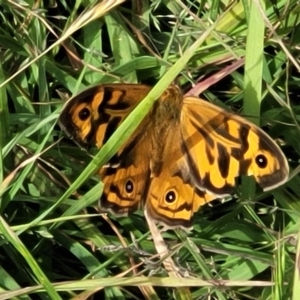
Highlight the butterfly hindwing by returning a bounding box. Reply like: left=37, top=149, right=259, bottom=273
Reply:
left=146, top=157, right=215, bottom=229
left=99, top=154, right=150, bottom=215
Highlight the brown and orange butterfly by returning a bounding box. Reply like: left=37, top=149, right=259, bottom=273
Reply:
left=59, top=84, right=289, bottom=229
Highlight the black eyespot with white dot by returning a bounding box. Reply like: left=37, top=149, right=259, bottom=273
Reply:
left=125, top=179, right=134, bottom=194
left=255, top=154, right=268, bottom=168
left=79, top=108, right=90, bottom=121
left=165, top=190, right=177, bottom=204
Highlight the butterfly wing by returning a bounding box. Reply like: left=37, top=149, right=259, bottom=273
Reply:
left=99, top=136, right=152, bottom=215
left=146, top=157, right=215, bottom=229
left=180, top=97, right=289, bottom=196
left=59, top=84, right=153, bottom=214
left=146, top=95, right=289, bottom=228
left=59, top=84, right=152, bottom=149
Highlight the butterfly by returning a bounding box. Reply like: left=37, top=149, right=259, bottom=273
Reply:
left=58, top=84, right=289, bottom=229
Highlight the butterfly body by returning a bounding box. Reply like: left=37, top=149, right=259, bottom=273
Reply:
left=59, top=84, right=289, bottom=229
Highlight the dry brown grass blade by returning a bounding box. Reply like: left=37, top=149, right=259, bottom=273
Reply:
left=1, top=0, right=126, bottom=88
left=144, top=209, right=193, bottom=299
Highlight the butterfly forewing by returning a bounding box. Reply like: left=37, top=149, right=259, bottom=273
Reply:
left=59, top=84, right=152, bottom=149
left=181, top=97, right=289, bottom=196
